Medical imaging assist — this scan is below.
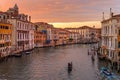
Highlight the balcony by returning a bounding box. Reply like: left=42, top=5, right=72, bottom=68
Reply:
left=17, top=27, right=29, bottom=31
left=18, top=37, right=30, bottom=41
left=17, top=39, right=25, bottom=41
left=5, top=39, right=11, bottom=42
left=0, top=46, right=12, bottom=56
left=0, top=29, right=11, bottom=34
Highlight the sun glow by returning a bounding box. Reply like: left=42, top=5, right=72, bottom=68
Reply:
left=50, top=21, right=101, bottom=28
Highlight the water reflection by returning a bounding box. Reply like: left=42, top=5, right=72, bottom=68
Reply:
left=0, top=44, right=106, bottom=80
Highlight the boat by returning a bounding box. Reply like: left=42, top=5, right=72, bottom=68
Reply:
left=14, top=53, right=22, bottom=57
left=98, top=55, right=106, bottom=60
left=68, top=62, right=72, bottom=73
left=100, top=67, right=120, bottom=80
left=91, top=55, right=95, bottom=61
left=25, top=52, right=31, bottom=55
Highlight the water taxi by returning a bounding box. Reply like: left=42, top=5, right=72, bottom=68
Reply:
left=100, top=67, right=120, bottom=80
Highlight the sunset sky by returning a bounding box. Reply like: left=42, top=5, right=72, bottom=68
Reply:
left=0, top=0, right=120, bottom=28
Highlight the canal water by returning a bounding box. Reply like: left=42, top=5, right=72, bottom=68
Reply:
left=0, top=44, right=103, bottom=80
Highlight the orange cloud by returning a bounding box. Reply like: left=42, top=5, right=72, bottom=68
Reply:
left=0, top=0, right=120, bottom=24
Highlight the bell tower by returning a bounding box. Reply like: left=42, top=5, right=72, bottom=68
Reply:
left=13, top=4, right=19, bottom=16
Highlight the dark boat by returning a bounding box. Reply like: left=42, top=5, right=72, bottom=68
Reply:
left=91, top=56, right=95, bottom=61
left=98, top=55, right=106, bottom=60
left=68, top=62, right=72, bottom=73
left=14, top=53, right=22, bottom=57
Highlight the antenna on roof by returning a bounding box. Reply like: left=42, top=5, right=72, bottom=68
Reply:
left=102, top=12, right=105, bottom=20
left=110, top=8, right=112, bottom=13
left=110, top=8, right=113, bottom=18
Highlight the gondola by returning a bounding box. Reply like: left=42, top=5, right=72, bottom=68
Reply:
left=91, top=56, right=95, bottom=61
left=68, top=62, right=72, bottom=73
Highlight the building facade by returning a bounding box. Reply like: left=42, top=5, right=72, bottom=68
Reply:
left=56, top=28, right=70, bottom=45
left=34, top=22, right=54, bottom=46
left=65, top=26, right=100, bottom=43
left=101, top=11, right=120, bottom=70
left=0, top=4, right=35, bottom=53
left=34, top=25, right=46, bottom=47
left=0, top=22, right=12, bottom=57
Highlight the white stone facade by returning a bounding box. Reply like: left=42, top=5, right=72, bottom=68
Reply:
left=65, top=26, right=99, bottom=43
left=101, top=13, right=120, bottom=63
left=7, top=19, right=34, bottom=53
left=101, top=19, right=118, bottom=60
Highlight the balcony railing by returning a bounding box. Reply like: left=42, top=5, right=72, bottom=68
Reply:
left=17, top=39, right=29, bottom=41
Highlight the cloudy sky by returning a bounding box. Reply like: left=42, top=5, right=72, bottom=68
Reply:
left=0, top=0, right=120, bottom=28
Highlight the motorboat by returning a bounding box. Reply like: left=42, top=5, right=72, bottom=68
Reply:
left=100, top=67, right=120, bottom=80
left=14, top=53, right=22, bottom=57
left=101, top=67, right=112, bottom=76
left=25, top=52, right=31, bottom=55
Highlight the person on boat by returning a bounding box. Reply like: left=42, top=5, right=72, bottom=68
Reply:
left=68, top=63, right=71, bottom=67
left=88, top=50, right=89, bottom=55
left=91, top=55, right=95, bottom=61
left=68, top=62, right=73, bottom=73
left=70, top=62, right=72, bottom=68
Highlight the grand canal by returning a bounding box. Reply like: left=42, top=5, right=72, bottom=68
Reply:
left=0, top=44, right=104, bottom=80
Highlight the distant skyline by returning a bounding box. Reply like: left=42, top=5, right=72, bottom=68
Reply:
left=50, top=21, right=101, bottom=28
left=0, top=0, right=120, bottom=28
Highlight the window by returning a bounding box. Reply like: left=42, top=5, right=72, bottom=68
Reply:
left=0, top=34, right=2, bottom=40
left=119, top=30, right=120, bottom=35
left=5, top=26, right=8, bottom=29
left=118, top=52, right=120, bottom=56
left=118, top=42, right=120, bottom=48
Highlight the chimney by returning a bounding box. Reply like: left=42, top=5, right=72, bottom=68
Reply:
left=102, top=12, right=105, bottom=20
left=111, top=12, right=114, bottom=17
left=29, top=16, right=31, bottom=22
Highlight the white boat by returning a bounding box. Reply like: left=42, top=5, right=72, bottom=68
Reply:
left=25, top=52, right=31, bottom=55
left=100, top=67, right=120, bottom=80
